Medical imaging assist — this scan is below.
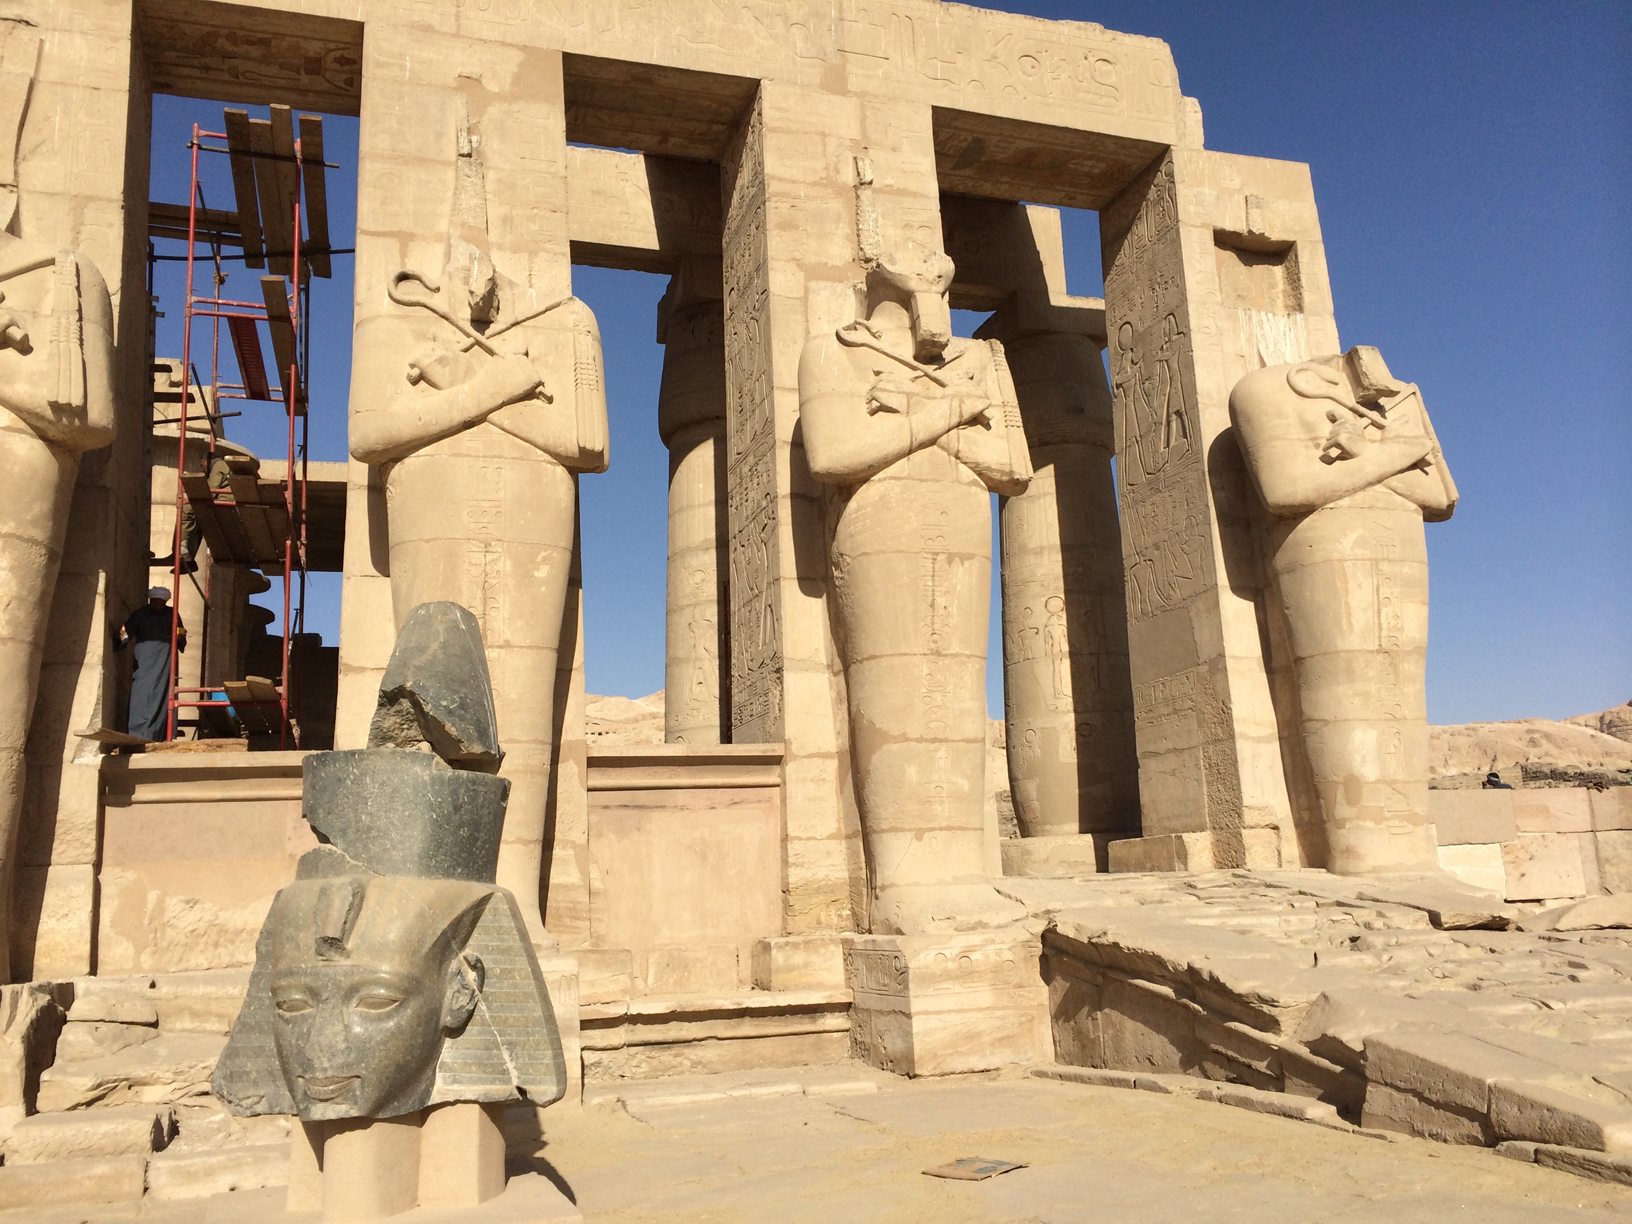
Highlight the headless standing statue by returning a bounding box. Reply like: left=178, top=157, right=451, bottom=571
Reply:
left=1231, top=346, right=1457, bottom=873
left=350, top=234, right=607, bottom=952
left=800, top=255, right=1032, bottom=934
left=0, top=226, right=115, bottom=981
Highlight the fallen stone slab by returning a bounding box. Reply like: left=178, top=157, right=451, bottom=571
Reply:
left=146, top=1142, right=288, bottom=1200
left=54, top=1020, right=161, bottom=1061
left=4, top=1103, right=171, bottom=1164
left=68, top=976, right=159, bottom=1025
left=1490, top=1079, right=1632, bottom=1153
left=1520, top=895, right=1632, bottom=933
left=0, top=1153, right=147, bottom=1208
left=1363, top=1027, right=1576, bottom=1115
left=1030, top=1064, right=1178, bottom=1094
left=36, top=1032, right=227, bottom=1112
left=1532, top=1143, right=1632, bottom=1187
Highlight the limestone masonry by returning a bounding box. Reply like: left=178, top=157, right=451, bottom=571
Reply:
left=0, top=1, right=1625, bottom=1218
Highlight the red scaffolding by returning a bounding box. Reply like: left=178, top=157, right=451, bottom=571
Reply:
left=152, top=105, right=333, bottom=749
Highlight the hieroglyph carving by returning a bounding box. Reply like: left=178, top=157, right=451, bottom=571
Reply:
left=721, top=94, right=783, bottom=743
left=0, top=27, right=116, bottom=983
left=1231, top=347, right=1456, bottom=874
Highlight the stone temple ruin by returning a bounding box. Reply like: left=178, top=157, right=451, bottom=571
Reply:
left=1, top=1, right=1631, bottom=1218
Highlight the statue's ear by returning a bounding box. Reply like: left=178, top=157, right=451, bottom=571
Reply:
left=442, top=952, right=485, bottom=1030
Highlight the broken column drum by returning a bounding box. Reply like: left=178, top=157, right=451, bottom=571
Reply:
left=657, top=281, right=729, bottom=744
left=1230, top=347, right=1457, bottom=873
left=348, top=98, right=609, bottom=951
left=0, top=229, right=116, bottom=982
left=997, top=329, right=1139, bottom=843
left=212, top=601, right=566, bottom=1217
left=800, top=254, right=1032, bottom=935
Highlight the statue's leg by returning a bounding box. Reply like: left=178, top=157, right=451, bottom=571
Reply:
left=830, top=452, right=1026, bottom=934
left=1274, top=500, right=1435, bottom=873
left=385, top=437, right=574, bottom=950
left=0, top=443, right=76, bottom=981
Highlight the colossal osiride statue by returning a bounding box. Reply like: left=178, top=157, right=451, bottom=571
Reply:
left=800, top=255, right=1032, bottom=934
left=214, top=603, right=565, bottom=1217
left=1231, top=347, right=1457, bottom=874
left=350, top=243, right=607, bottom=953
left=0, top=229, right=115, bottom=981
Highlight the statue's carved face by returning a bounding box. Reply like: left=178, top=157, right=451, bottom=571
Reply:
left=265, top=876, right=488, bottom=1120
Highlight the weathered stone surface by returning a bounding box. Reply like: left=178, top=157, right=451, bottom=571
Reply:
left=0, top=1153, right=147, bottom=1208
left=36, top=1032, right=226, bottom=1112
left=1427, top=789, right=1517, bottom=845
left=367, top=601, right=502, bottom=770
left=1003, top=834, right=1105, bottom=878
left=0, top=982, right=65, bottom=1131
left=1532, top=1143, right=1632, bottom=1187
left=55, top=1020, right=160, bottom=1061
left=68, top=975, right=160, bottom=1024
left=145, top=1141, right=288, bottom=1200
left=750, top=936, right=846, bottom=993
left=1436, top=843, right=1506, bottom=894
left=4, top=1103, right=171, bottom=1164
left=1521, top=894, right=1632, bottom=932
left=1502, top=834, right=1589, bottom=901
left=1364, top=1028, right=1565, bottom=1114
left=1362, top=1080, right=1492, bottom=1145
left=1490, top=1080, right=1632, bottom=1153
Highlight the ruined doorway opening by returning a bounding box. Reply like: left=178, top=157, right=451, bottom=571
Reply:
left=145, top=94, right=357, bottom=749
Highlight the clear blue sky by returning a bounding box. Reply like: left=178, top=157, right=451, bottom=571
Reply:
left=149, top=1, right=1629, bottom=726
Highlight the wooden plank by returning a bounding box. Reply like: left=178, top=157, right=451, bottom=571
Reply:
left=222, top=110, right=265, bottom=269
left=248, top=118, right=291, bottom=276
left=238, top=503, right=280, bottom=565
left=246, top=676, right=282, bottom=703
left=296, top=113, right=331, bottom=279
left=225, top=471, right=259, bottom=505
left=260, top=276, right=301, bottom=412
left=223, top=681, right=280, bottom=735
left=148, top=201, right=241, bottom=246
left=268, top=105, right=302, bottom=276
left=226, top=315, right=271, bottom=401
left=187, top=497, right=236, bottom=565
left=74, top=726, right=150, bottom=747
left=264, top=503, right=291, bottom=558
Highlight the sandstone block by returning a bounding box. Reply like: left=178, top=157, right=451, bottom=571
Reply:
left=0, top=1153, right=147, bottom=1207
left=1598, top=830, right=1632, bottom=894
left=168, top=1098, right=290, bottom=1153
left=1002, top=834, right=1105, bottom=877
left=4, top=1103, right=171, bottom=1164
left=36, top=1032, right=227, bottom=1112
left=1490, top=1080, right=1632, bottom=1152
left=1363, top=1027, right=1560, bottom=1113
left=150, top=970, right=252, bottom=1033
left=1427, top=789, right=1516, bottom=845
left=1533, top=1144, right=1632, bottom=1187
left=1436, top=844, right=1506, bottom=895
left=0, top=983, right=65, bottom=1118
left=1513, top=788, right=1593, bottom=835
left=751, top=935, right=846, bottom=991
left=145, top=1141, right=289, bottom=1200
left=1361, top=1081, right=1491, bottom=1145
left=1502, top=834, right=1589, bottom=901
left=1592, top=788, right=1632, bottom=832
left=1107, top=832, right=1214, bottom=873
left=56, top=1020, right=160, bottom=1061
left=69, top=974, right=160, bottom=1024
left=14, top=865, right=95, bottom=979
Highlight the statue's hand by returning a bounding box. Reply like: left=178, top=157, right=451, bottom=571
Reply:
left=490, top=351, right=549, bottom=406
left=0, top=295, right=29, bottom=351
left=404, top=345, right=468, bottom=390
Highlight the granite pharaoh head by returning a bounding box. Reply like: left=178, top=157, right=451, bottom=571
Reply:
left=212, top=602, right=566, bottom=1121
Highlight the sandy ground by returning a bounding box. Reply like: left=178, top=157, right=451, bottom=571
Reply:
left=13, top=1065, right=1632, bottom=1223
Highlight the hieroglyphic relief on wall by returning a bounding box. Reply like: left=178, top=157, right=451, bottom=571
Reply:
left=721, top=92, right=783, bottom=743
left=1103, top=154, right=1213, bottom=628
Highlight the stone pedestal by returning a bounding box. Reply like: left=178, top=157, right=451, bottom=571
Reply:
left=843, top=932, right=1050, bottom=1076
left=1000, top=833, right=1106, bottom=878
left=656, top=267, right=729, bottom=745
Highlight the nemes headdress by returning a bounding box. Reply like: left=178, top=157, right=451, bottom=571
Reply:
left=211, top=602, right=566, bottom=1118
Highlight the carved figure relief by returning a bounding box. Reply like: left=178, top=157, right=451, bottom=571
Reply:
left=349, top=98, right=607, bottom=951
left=1231, top=346, right=1457, bottom=874
left=0, top=26, right=116, bottom=982
left=800, top=249, right=1031, bottom=936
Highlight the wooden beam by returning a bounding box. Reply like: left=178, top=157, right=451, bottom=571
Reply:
left=260, top=276, right=302, bottom=412
left=249, top=118, right=291, bottom=276
left=226, top=315, right=271, bottom=401
left=148, top=201, right=241, bottom=246
left=269, top=105, right=303, bottom=277
left=297, top=113, right=332, bottom=279
left=222, top=110, right=265, bottom=270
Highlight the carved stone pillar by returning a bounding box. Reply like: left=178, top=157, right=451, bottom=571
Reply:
left=656, top=268, right=728, bottom=744
left=982, top=323, right=1138, bottom=851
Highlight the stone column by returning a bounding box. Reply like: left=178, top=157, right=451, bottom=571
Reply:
left=982, top=320, right=1139, bottom=857
left=656, top=263, right=729, bottom=744
left=1100, top=101, right=1342, bottom=871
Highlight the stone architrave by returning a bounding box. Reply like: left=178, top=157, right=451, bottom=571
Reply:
left=800, top=253, right=1033, bottom=935
left=348, top=47, right=606, bottom=952
left=656, top=260, right=729, bottom=744
left=0, top=141, right=116, bottom=978
left=213, top=602, right=566, bottom=1218
left=1231, top=347, right=1457, bottom=872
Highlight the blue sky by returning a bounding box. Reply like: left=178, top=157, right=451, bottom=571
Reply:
left=149, top=1, right=1629, bottom=725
